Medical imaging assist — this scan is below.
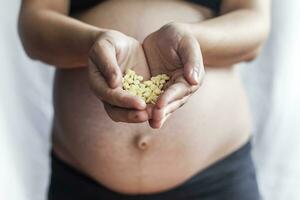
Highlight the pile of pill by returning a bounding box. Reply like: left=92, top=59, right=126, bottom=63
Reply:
left=122, top=69, right=170, bottom=104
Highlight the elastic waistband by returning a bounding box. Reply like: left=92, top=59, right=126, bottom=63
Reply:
left=178, top=140, right=252, bottom=190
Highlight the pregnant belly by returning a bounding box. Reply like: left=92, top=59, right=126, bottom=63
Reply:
left=53, top=0, right=252, bottom=195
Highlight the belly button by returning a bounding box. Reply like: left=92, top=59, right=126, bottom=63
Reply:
left=134, top=134, right=152, bottom=151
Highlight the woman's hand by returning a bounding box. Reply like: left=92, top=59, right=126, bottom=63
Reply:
left=88, top=30, right=151, bottom=123
left=143, top=22, right=205, bottom=128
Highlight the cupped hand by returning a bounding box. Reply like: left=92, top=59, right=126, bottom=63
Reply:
left=88, top=30, right=151, bottom=123
left=143, top=22, right=205, bottom=128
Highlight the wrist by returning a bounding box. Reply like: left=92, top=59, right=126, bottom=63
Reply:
left=88, top=28, right=117, bottom=59
left=182, top=23, right=209, bottom=65
left=90, top=28, right=109, bottom=46
left=177, top=22, right=203, bottom=39
left=162, top=21, right=193, bottom=35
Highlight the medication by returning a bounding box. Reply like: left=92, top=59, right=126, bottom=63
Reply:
left=122, top=69, right=170, bottom=104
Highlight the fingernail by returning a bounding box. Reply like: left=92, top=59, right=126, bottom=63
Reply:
left=192, top=68, right=200, bottom=84
left=138, top=101, right=147, bottom=109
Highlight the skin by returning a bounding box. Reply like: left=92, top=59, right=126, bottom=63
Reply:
left=19, top=0, right=270, bottom=128
left=19, top=0, right=270, bottom=195
left=88, top=31, right=150, bottom=122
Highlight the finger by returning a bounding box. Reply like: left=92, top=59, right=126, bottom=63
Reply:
left=156, top=82, right=189, bottom=109
left=149, top=96, right=189, bottom=129
left=178, top=36, right=204, bottom=85
left=156, top=76, right=197, bottom=109
left=89, top=60, right=146, bottom=109
left=148, top=112, right=171, bottom=129
left=104, top=103, right=149, bottom=123
left=146, top=104, right=155, bottom=119
left=152, top=95, right=189, bottom=122
left=89, top=39, right=122, bottom=88
left=106, top=88, right=147, bottom=110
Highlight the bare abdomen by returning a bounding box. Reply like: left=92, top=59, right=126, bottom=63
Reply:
left=53, top=0, right=252, bottom=195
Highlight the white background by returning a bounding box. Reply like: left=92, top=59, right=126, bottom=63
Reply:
left=0, top=1, right=54, bottom=199
left=0, top=0, right=299, bottom=199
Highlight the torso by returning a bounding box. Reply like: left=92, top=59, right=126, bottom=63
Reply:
left=52, top=0, right=252, bottom=195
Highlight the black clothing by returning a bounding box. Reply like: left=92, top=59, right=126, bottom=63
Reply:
left=69, top=0, right=222, bottom=14
left=48, top=141, right=260, bottom=200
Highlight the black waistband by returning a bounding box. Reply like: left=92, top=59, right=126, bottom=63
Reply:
left=69, top=0, right=221, bottom=14
left=49, top=141, right=252, bottom=198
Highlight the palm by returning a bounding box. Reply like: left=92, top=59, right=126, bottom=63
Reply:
left=90, top=26, right=202, bottom=127
left=117, top=39, right=151, bottom=82
left=143, top=31, right=183, bottom=78
left=88, top=31, right=153, bottom=124
left=142, top=23, right=203, bottom=128
left=143, top=22, right=202, bottom=87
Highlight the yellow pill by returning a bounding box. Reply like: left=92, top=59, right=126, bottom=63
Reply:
left=122, top=69, right=170, bottom=104
left=145, top=91, right=152, bottom=97
left=150, top=77, right=157, bottom=81
left=126, top=69, right=133, bottom=74
left=144, top=81, right=152, bottom=86
left=154, top=88, right=161, bottom=95
left=128, top=90, right=137, bottom=96
left=140, top=84, right=146, bottom=89
left=160, top=79, right=166, bottom=84
left=137, top=76, right=143, bottom=81
left=130, top=85, right=138, bottom=90
left=144, top=87, right=151, bottom=93
left=124, top=74, right=130, bottom=79
left=133, top=80, right=140, bottom=85
left=123, top=84, right=130, bottom=90
left=150, top=84, right=157, bottom=90
left=151, top=96, right=158, bottom=103
left=146, top=97, right=152, bottom=103
left=148, top=95, right=155, bottom=101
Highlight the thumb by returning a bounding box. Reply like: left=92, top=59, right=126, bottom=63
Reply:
left=89, top=39, right=122, bottom=88
left=178, top=36, right=204, bottom=85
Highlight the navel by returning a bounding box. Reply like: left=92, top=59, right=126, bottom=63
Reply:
left=134, top=134, right=153, bottom=151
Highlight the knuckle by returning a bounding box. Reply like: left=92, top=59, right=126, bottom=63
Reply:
left=128, top=111, right=142, bottom=122
left=104, top=65, right=117, bottom=77
left=105, top=88, right=113, bottom=97
left=88, top=62, right=98, bottom=75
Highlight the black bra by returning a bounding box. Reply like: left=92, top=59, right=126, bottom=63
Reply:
left=70, top=0, right=221, bottom=14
